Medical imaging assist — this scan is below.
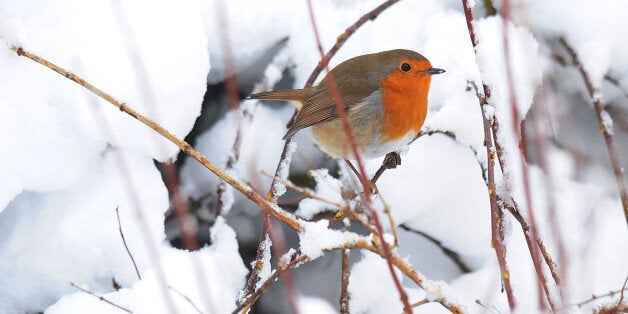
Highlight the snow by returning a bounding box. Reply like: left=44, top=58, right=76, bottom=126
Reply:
left=299, top=220, right=366, bottom=260
left=520, top=0, right=628, bottom=88
left=299, top=295, right=337, bottom=314
left=1, top=0, right=627, bottom=313
left=474, top=15, right=543, bottom=214
left=47, top=217, right=248, bottom=314
left=254, top=234, right=273, bottom=290
left=296, top=169, right=345, bottom=219
left=272, top=140, right=298, bottom=197
left=600, top=109, right=614, bottom=135
left=0, top=149, right=169, bottom=312
left=179, top=101, right=294, bottom=212
left=0, top=0, right=207, bottom=209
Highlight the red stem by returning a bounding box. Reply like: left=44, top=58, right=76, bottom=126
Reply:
left=560, top=38, right=628, bottom=225
left=501, top=1, right=555, bottom=311
left=304, top=1, right=412, bottom=313
left=462, top=0, right=516, bottom=309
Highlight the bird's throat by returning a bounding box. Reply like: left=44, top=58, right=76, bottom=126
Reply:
left=380, top=76, right=431, bottom=141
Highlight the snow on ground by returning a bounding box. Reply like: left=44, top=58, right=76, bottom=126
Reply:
left=0, top=0, right=625, bottom=313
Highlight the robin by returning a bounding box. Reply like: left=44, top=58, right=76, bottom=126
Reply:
left=249, top=49, right=444, bottom=163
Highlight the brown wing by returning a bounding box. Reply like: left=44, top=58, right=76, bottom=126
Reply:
left=283, top=56, right=384, bottom=139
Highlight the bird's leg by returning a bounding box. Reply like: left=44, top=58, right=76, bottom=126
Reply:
left=343, top=159, right=377, bottom=195
left=344, top=152, right=400, bottom=195
left=344, top=159, right=362, bottom=182
left=371, top=152, right=401, bottom=185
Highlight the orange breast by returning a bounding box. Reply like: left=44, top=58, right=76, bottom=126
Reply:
left=379, top=72, right=432, bottom=140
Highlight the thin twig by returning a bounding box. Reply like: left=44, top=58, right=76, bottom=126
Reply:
left=168, top=285, right=204, bottom=314
left=498, top=196, right=562, bottom=291
left=530, top=93, right=567, bottom=303
left=400, top=224, right=471, bottom=274
left=261, top=170, right=346, bottom=209
left=236, top=240, right=465, bottom=314
left=604, top=74, right=628, bottom=99
left=618, top=276, right=628, bottom=307
left=501, top=2, right=555, bottom=310
left=115, top=206, right=141, bottom=280
left=260, top=170, right=379, bottom=235
left=304, top=1, right=412, bottom=312
left=340, top=223, right=351, bottom=314
left=560, top=38, right=628, bottom=225
left=460, top=2, right=516, bottom=304
left=234, top=252, right=307, bottom=314
left=159, top=162, right=200, bottom=251
left=305, top=0, right=402, bottom=86
left=70, top=282, right=131, bottom=313
left=573, top=286, right=628, bottom=308
left=213, top=0, right=247, bottom=218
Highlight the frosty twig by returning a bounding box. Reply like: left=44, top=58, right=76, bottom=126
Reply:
left=340, top=235, right=351, bottom=314
left=501, top=1, right=557, bottom=310
left=304, top=1, right=412, bottom=312
left=305, top=0, right=402, bottom=86
left=400, top=225, right=471, bottom=273
left=70, top=282, right=131, bottom=313
left=560, top=38, right=628, bottom=226
left=115, top=206, right=141, bottom=280
left=460, top=4, right=516, bottom=306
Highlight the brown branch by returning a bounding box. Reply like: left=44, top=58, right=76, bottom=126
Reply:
left=10, top=46, right=304, bottom=234
left=260, top=170, right=379, bottom=236
left=305, top=0, right=402, bottom=86
left=560, top=38, right=628, bottom=225
left=115, top=206, right=141, bottom=280
left=340, top=224, right=351, bottom=314
left=604, top=74, right=628, bottom=99
left=400, top=224, right=471, bottom=274
left=213, top=0, right=247, bottom=218
left=304, top=1, right=411, bottom=312
left=501, top=2, right=556, bottom=310
left=618, top=276, right=628, bottom=308
left=234, top=252, right=307, bottom=314
left=499, top=198, right=558, bottom=310
left=573, top=284, right=628, bottom=308
left=460, top=3, right=516, bottom=307
left=529, top=93, right=568, bottom=304
left=159, top=162, right=200, bottom=251
left=168, top=285, right=204, bottom=314
left=70, top=282, right=131, bottom=313
left=236, top=239, right=465, bottom=314
left=261, top=170, right=346, bottom=210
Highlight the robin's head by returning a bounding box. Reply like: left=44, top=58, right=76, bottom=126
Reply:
left=375, top=49, right=445, bottom=92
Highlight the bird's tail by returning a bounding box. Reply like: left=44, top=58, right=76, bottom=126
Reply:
left=247, top=88, right=313, bottom=110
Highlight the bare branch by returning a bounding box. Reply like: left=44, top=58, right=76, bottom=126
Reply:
left=115, top=207, right=141, bottom=280
left=168, top=285, right=204, bottom=314
left=400, top=224, right=471, bottom=274
left=304, top=1, right=411, bottom=312
left=560, top=38, right=628, bottom=225
left=340, top=223, right=351, bottom=314
left=501, top=1, right=556, bottom=310
left=460, top=3, right=516, bottom=306
left=70, top=282, right=131, bottom=313
left=10, top=46, right=305, bottom=234
left=305, top=0, right=402, bottom=86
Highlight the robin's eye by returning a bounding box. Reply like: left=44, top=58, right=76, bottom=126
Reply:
left=400, top=63, right=411, bottom=72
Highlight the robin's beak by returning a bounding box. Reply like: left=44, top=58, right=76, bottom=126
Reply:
left=423, top=68, right=445, bottom=75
